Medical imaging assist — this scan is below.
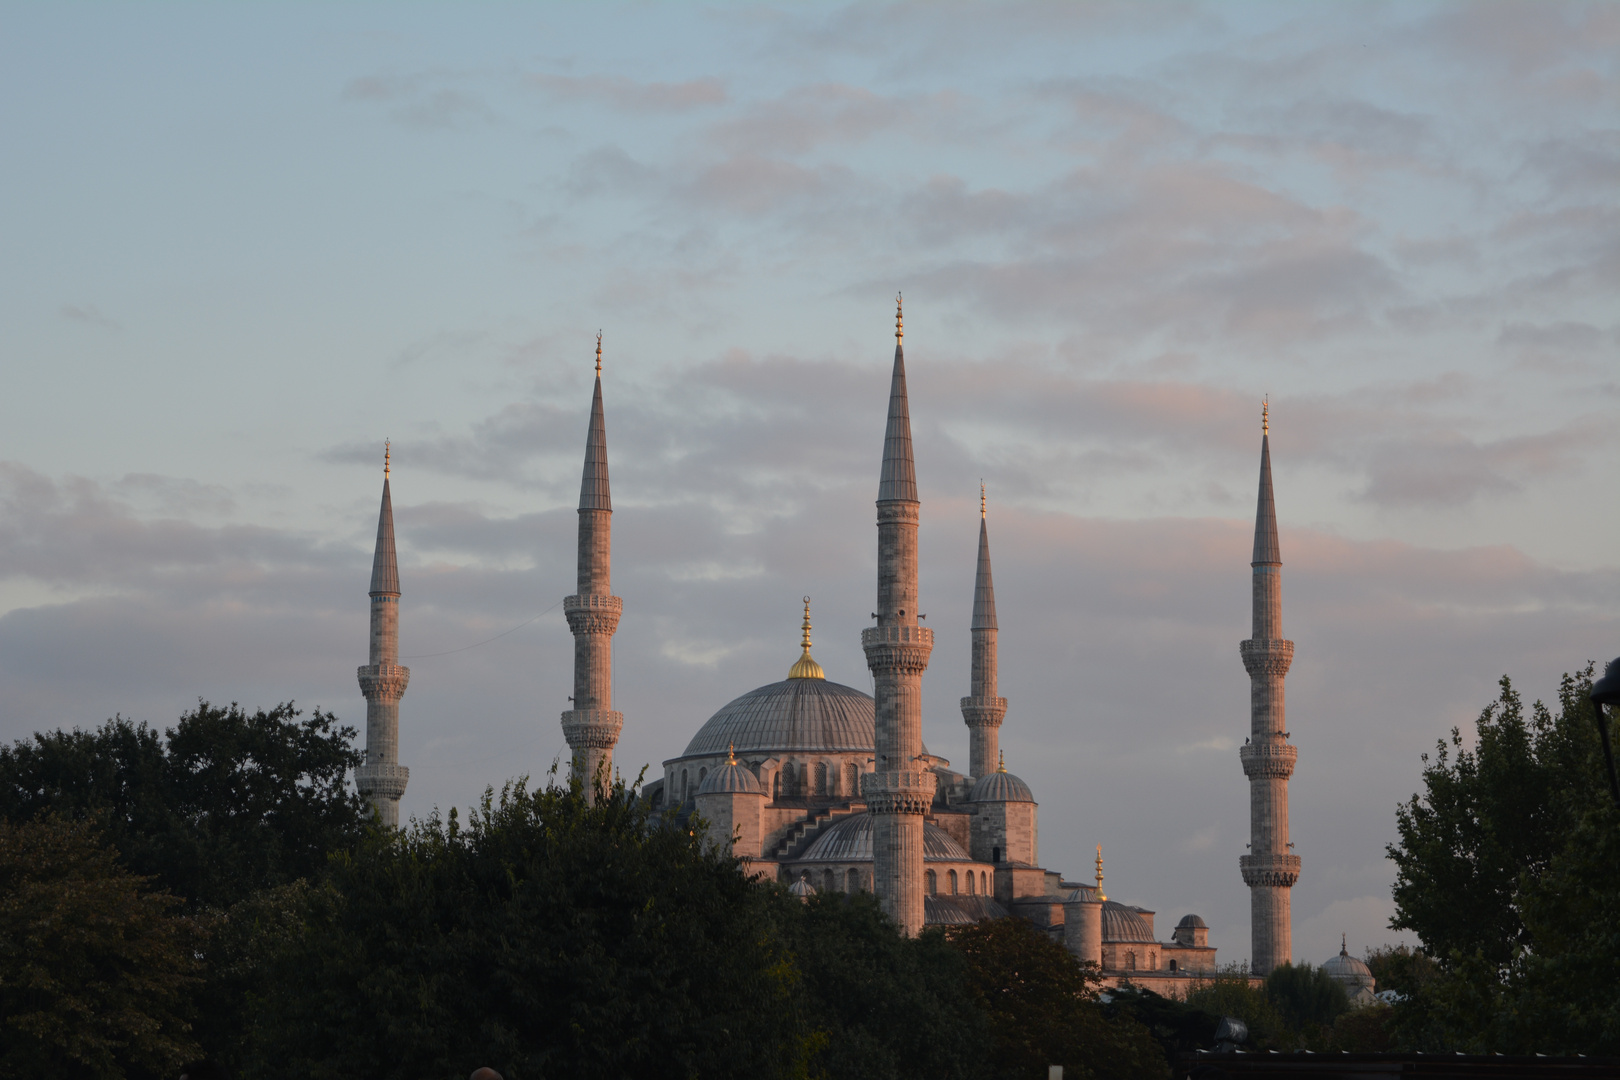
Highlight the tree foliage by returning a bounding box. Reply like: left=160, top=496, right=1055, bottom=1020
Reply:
left=942, top=917, right=1166, bottom=1080
left=1385, top=665, right=1620, bottom=1054
left=0, top=702, right=368, bottom=909
left=0, top=815, right=200, bottom=1079
left=1263, top=962, right=1349, bottom=1033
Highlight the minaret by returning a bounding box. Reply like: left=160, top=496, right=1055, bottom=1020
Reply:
left=861, top=295, right=936, bottom=936
left=355, top=443, right=410, bottom=828
left=961, top=482, right=1007, bottom=780
left=560, top=334, right=624, bottom=801
left=1238, top=399, right=1300, bottom=974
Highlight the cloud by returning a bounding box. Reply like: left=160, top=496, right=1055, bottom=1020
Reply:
left=527, top=73, right=726, bottom=113
left=60, top=304, right=120, bottom=331
left=342, top=72, right=494, bottom=130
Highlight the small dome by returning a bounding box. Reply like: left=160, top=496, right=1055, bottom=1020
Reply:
left=798, top=812, right=973, bottom=862
left=697, top=758, right=762, bottom=796
left=969, top=770, right=1035, bottom=804
left=1101, top=900, right=1157, bottom=943
left=1323, top=938, right=1376, bottom=992
left=788, top=874, right=817, bottom=900
left=1177, top=914, right=1207, bottom=929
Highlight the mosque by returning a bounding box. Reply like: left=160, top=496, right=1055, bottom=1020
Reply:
left=351, top=304, right=1360, bottom=995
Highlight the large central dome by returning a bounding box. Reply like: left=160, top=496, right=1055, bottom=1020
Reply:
left=681, top=677, right=878, bottom=757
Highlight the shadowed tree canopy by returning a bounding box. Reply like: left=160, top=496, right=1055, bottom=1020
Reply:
left=0, top=701, right=368, bottom=909
left=0, top=815, right=200, bottom=1079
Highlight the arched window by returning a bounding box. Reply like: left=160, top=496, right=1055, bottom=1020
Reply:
left=1149, top=952, right=1156, bottom=971
left=823, top=870, right=836, bottom=893
left=847, top=868, right=861, bottom=892
left=681, top=770, right=689, bottom=801
left=981, top=871, right=988, bottom=893
left=846, top=763, right=859, bottom=796
left=926, top=869, right=937, bottom=896
left=992, top=846, right=1001, bottom=863
left=966, top=870, right=976, bottom=895
left=771, top=771, right=780, bottom=798
left=1168, top=959, right=1178, bottom=972
left=948, top=870, right=958, bottom=895
left=1126, top=951, right=1136, bottom=971
left=698, top=767, right=707, bottom=789
left=815, top=762, right=828, bottom=795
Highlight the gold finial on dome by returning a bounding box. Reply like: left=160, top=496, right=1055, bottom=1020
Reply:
left=728, top=742, right=737, bottom=766
left=384, top=440, right=390, bottom=478
left=787, top=595, right=825, bottom=680
left=895, top=292, right=903, bottom=341
left=1095, top=844, right=1106, bottom=901
left=596, top=331, right=603, bottom=376
left=997, top=749, right=1006, bottom=773
left=1262, top=395, right=1268, bottom=435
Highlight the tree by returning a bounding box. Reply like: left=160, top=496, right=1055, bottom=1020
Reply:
left=943, top=918, right=1167, bottom=1080
left=1263, top=962, right=1348, bottom=1035
left=0, top=815, right=200, bottom=1079
left=0, top=701, right=369, bottom=909
left=1182, top=967, right=1287, bottom=1049
left=249, top=776, right=813, bottom=1080
left=1384, top=665, right=1620, bottom=1054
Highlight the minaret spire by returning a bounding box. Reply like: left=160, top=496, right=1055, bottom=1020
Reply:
left=862, top=293, right=935, bottom=935
left=961, top=483, right=1007, bottom=779
left=1239, top=400, right=1299, bottom=974
left=788, top=596, right=826, bottom=680
left=356, top=444, right=410, bottom=827
left=561, top=336, right=624, bottom=801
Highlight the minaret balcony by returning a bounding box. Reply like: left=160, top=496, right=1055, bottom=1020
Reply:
left=861, top=625, right=934, bottom=674
left=1239, top=853, right=1301, bottom=888
left=355, top=762, right=410, bottom=800
left=1239, top=740, right=1298, bottom=780
left=959, top=697, right=1008, bottom=725
left=564, top=594, right=623, bottom=635
left=357, top=664, right=411, bottom=701
left=860, top=769, right=937, bottom=815
left=561, top=709, right=624, bottom=749
left=1239, top=639, right=1294, bottom=677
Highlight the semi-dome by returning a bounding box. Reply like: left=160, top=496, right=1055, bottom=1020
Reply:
left=969, top=755, right=1035, bottom=803
left=798, top=812, right=973, bottom=862
left=1101, top=900, right=1157, bottom=943
left=1177, top=914, right=1207, bottom=929
left=696, top=756, right=763, bottom=796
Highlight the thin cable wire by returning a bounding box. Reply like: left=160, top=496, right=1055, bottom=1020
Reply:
left=401, top=596, right=564, bottom=660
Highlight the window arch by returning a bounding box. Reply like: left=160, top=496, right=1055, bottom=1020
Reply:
left=697, top=767, right=707, bottom=789
left=681, top=770, right=689, bottom=801
left=966, top=870, right=976, bottom=895
left=947, top=869, right=958, bottom=895
left=846, top=763, right=859, bottom=796
left=823, top=870, right=836, bottom=893
left=1126, top=951, right=1136, bottom=971
left=992, top=846, right=1001, bottom=863
left=1168, top=959, right=1178, bottom=972
left=926, top=869, right=937, bottom=896
left=847, top=868, right=861, bottom=892
left=981, top=871, right=988, bottom=893
left=814, top=762, right=828, bottom=795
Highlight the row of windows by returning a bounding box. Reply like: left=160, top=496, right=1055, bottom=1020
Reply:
left=673, top=759, right=864, bottom=802
left=924, top=868, right=990, bottom=896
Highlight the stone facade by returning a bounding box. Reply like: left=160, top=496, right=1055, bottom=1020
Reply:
left=1239, top=407, right=1300, bottom=975
left=355, top=450, right=410, bottom=828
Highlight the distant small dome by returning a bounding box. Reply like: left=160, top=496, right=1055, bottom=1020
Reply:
left=798, top=812, right=973, bottom=862
left=969, top=770, right=1035, bottom=804
left=1322, top=938, right=1376, bottom=993
left=788, top=874, right=817, bottom=900
left=697, top=757, right=762, bottom=796
left=1177, top=914, right=1207, bottom=929
left=1101, top=900, right=1157, bottom=943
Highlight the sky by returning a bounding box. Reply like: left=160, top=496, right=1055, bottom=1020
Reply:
left=1, top=1, right=1616, bottom=968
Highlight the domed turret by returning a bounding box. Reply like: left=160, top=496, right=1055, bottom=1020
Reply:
left=693, top=745, right=767, bottom=858
left=968, top=751, right=1038, bottom=866
left=1101, top=900, right=1157, bottom=944
left=1322, top=935, right=1377, bottom=1006
left=968, top=752, right=1035, bottom=804
left=697, top=752, right=762, bottom=795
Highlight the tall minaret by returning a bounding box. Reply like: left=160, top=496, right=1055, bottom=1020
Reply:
left=560, top=334, right=624, bottom=801
left=861, top=295, right=936, bottom=936
left=1238, top=400, right=1300, bottom=974
left=356, top=443, right=410, bottom=828
left=961, top=483, right=1007, bottom=780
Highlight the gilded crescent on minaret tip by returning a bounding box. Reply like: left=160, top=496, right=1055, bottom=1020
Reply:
left=895, top=292, right=903, bottom=340
left=384, top=440, right=390, bottom=478
left=1094, top=844, right=1106, bottom=900
left=595, top=331, right=603, bottom=376
left=980, top=480, right=986, bottom=519
left=1262, top=395, right=1269, bottom=435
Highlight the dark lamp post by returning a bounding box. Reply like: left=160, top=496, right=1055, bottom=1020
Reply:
left=1591, top=657, right=1620, bottom=807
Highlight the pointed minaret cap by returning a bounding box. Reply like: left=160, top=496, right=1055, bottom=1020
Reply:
left=972, top=484, right=998, bottom=630
left=877, top=293, right=918, bottom=503
left=1252, top=398, right=1280, bottom=566
left=788, top=596, right=826, bottom=680
left=579, top=336, right=612, bottom=512
left=1094, top=845, right=1106, bottom=902
left=369, top=443, right=400, bottom=596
